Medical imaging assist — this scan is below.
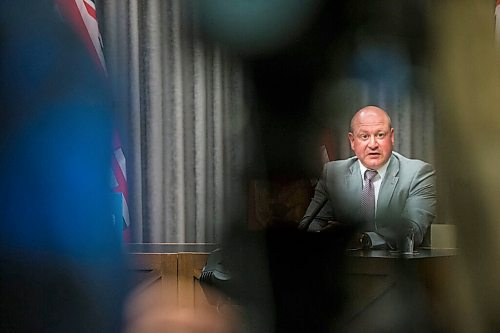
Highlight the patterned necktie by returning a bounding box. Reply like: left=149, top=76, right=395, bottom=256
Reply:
left=361, top=169, right=378, bottom=229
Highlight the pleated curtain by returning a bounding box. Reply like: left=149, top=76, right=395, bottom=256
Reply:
left=98, top=0, right=247, bottom=243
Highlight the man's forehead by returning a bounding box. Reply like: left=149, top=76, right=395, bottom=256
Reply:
left=355, top=119, right=387, bottom=126
left=352, top=121, right=391, bottom=131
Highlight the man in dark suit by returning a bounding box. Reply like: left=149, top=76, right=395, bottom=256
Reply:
left=299, top=106, right=436, bottom=249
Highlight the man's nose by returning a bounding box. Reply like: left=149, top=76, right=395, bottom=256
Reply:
left=368, top=136, right=378, bottom=148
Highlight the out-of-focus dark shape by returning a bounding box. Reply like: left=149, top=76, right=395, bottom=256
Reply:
left=430, top=1, right=500, bottom=332
left=194, top=0, right=353, bottom=179
left=194, top=0, right=322, bottom=57
left=123, top=282, right=244, bottom=333
left=350, top=44, right=412, bottom=93
left=0, top=1, right=127, bottom=332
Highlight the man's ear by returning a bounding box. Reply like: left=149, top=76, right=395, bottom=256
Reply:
left=348, top=132, right=355, bottom=150
left=390, top=128, right=395, bottom=145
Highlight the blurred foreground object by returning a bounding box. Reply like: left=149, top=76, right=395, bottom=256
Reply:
left=194, top=0, right=322, bottom=56
left=124, top=283, right=243, bottom=333
left=0, top=1, right=126, bottom=331
left=431, top=0, right=500, bottom=332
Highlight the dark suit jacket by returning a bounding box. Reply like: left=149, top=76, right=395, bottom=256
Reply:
left=301, top=152, right=437, bottom=246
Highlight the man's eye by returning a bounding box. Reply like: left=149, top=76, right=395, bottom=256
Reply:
left=377, top=133, right=385, bottom=138
left=360, top=134, right=368, bottom=140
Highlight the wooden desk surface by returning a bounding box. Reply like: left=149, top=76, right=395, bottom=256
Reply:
left=127, top=243, right=218, bottom=254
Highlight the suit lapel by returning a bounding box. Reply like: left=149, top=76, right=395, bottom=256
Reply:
left=346, top=161, right=362, bottom=216
left=377, top=154, right=399, bottom=214
left=346, top=161, right=362, bottom=193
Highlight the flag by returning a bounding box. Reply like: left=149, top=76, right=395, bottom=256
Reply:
left=112, top=131, right=131, bottom=241
left=56, top=0, right=130, bottom=241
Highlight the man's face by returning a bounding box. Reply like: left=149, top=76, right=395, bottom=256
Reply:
left=348, top=110, right=394, bottom=170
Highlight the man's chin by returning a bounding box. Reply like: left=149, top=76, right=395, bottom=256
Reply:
left=364, top=157, right=382, bottom=169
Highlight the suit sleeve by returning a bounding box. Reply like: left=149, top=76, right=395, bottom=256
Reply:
left=298, top=165, right=336, bottom=231
left=378, top=163, right=437, bottom=246
left=402, top=163, right=437, bottom=245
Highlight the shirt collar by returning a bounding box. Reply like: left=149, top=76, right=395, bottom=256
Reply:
left=358, top=156, right=391, bottom=181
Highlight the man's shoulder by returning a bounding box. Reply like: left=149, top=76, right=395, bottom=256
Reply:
left=324, top=156, right=358, bottom=171
left=392, top=152, right=434, bottom=172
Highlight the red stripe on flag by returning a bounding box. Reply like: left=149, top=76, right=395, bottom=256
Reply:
left=55, top=0, right=104, bottom=74
left=83, top=0, right=97, bottom=20
left=111, top=156, right=128, bottom=202
left=123, top=228, right=131, bottom=242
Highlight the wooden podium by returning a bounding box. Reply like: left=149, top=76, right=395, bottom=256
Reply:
left=337, top=248, right=458, bottom=332
left=126, top=243, right=218, bottom=309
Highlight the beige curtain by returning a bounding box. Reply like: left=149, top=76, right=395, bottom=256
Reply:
left=98, top=0, right=247, bottom=243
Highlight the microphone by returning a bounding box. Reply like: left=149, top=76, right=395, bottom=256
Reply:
left=199, top=248, right=232, bottom=306
left=297, top=197, right=328, bottom=231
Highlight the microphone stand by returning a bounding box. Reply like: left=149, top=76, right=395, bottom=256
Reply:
left=297, top=197, right=328, bottom=231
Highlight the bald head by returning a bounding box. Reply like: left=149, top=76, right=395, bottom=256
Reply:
left=350, top=106, right=392, bottom=133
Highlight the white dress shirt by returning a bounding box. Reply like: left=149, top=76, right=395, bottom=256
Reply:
left=358, top=159, right=391, bottom=216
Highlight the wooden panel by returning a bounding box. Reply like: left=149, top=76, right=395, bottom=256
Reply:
left=127, top=253, right=163, bottom=293
left=339, top=253, right=459, bottom=331
left=177, top=253, right=210, bottom=308
left=341, top=257, right=397, bottom=326
left=346, top=256, right=394, bottom=275
left=127, top=253, right=163, bottom=271
left=161, top=254, right=179, bottom=306
left=127, top=252, right=212, bottom=309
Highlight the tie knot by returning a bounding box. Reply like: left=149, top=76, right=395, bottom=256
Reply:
left=364, top=169, right=378, bottom=181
